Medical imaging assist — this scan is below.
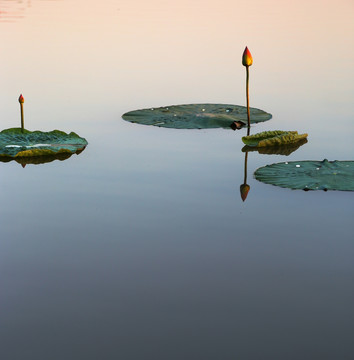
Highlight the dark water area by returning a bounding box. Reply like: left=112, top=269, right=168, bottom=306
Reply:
left=1, top=0, right=354, bottom=359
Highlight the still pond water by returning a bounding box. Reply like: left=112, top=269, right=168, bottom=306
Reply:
left=1, top=0, right=354, bottom=359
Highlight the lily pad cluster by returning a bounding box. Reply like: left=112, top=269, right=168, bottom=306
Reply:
left=254, top=159, right=354, bottom=191
left=0, top=128, right=88, bottom=158
left=122, top=103, right=272, bottom=130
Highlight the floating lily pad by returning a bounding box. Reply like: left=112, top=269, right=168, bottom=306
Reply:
left=242, top=130, right=308, bottom=147
left=242, top=138, right=308, bottom=156
left=254, top=159, right=354, bottom=191
left=0, top=128, right=88, bottom=158
left=122, top=104, right=272, bottom=129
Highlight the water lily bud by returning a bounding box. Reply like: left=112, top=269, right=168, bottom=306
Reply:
left=242, top=47, right=253, bottom=67
left=240, top=184, right=250, bottom=201
left=19, top=94, right=24, bottom=103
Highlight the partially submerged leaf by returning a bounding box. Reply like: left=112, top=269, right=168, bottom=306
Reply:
left=0, top=128, right=88, bottom=158
left=122, top=104, right=272, bottom=129
left=242, top=130, right=308, bottom=147
left=254, top=159, right=354, bottom=191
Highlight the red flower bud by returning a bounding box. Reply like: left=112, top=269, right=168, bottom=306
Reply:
left=19, top=94, right=24, bottom=103
left=242, top=47, right=253, bottom=67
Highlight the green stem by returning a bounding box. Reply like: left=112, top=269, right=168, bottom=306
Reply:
left=246, top=65, right=250, bottom=133
left=20, top=103, right=24, bottom=132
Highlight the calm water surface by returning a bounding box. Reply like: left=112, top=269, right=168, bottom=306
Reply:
left=1, top=1, right=354, bottom=359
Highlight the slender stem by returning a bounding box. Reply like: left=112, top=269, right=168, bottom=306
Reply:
left=20, top=103, right=24, bottom=132
left=246, top=65, right=250, bottom=135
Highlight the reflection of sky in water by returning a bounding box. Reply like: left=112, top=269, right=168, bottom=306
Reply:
left=0, top=0, right=354, bottom=359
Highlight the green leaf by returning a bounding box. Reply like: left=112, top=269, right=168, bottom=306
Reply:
left=0, top=128, right=88, bottom=158
left=242, top=130, right=308, bottom=147
left=254, top=159, right=354, bottom=191
left=122, top=104, right=272, bottom=129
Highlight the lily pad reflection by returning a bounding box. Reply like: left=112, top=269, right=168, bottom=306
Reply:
left=242, top=138, right=308, bottom=156
left=254, top=159, right=354, bottom=191
left=0, top=148, right=86, bottom=167
left=122, top=104, right=272, bottom=129
left=0, top=128, right=88, bottom=158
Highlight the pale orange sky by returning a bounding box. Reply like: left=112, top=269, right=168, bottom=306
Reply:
left=1, top=0, right=353, bottom=130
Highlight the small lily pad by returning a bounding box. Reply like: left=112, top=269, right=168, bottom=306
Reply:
left=254, top=159, right=354, bottom=191
left=122, top=104, right=272, bottom=129
left=0, top=128, right=88, bottom=158
left=242, top=130, right=308, bottom=147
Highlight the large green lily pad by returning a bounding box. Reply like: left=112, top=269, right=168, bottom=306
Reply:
left=122, top=103, right=272, bottom=129
left=242, top=130, right=308, bottom=147
left=0, top=128, right=88, bottom=158
left=254, top=159, right=354, bottom=191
